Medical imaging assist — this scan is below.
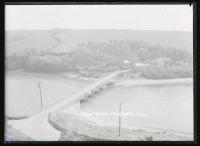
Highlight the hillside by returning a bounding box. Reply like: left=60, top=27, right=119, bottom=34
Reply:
left=6, top=29, right=193, bottom=56
left=5, top=29, right=193, bottom=79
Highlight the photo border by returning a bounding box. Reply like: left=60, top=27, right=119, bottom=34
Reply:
left=1, top=0, right=199, bottom=145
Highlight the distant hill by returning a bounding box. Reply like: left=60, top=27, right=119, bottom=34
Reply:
left=6, top=29, right=193, bottom=56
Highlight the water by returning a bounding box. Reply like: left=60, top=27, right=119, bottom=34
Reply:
left=5, top=71, right=92, bottom=117
left=82, top=83, right=193, bottom=133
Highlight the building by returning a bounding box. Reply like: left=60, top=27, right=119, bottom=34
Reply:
left=121, top=60, right=132, bottom=69
left=134, top=62, right=150, bottom=67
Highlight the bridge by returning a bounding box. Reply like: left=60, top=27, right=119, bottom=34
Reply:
left=7, top=69, right=132, bottom=141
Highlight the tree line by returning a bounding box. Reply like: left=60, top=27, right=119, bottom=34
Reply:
left=6, top=40, right=193, bottom=79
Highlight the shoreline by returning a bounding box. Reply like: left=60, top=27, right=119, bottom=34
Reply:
left=48, top=110, right=193, bottom=141
left=114, top=78, right=193, bottom=87
left=62, top=105, right=193, bottom=138
left=5, top=70, right=193, bottom=141
left=7, top=107, right=193, bottom=141
left=6, top=70, right=193, bottom=84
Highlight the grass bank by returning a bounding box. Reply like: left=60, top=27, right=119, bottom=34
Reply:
left=48, top=112, right=193, bottom=141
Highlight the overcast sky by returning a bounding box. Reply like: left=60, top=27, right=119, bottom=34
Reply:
left=5, top=4, right=193, bottom=31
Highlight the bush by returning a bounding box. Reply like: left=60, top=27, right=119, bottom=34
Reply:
left=139, top=62, right=193, bottom=79
left=105, top=81, right=115, bottom=87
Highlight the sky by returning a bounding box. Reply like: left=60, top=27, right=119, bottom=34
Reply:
left=5, top=4, right=193, bottom=31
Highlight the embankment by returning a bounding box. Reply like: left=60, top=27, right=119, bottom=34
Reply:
left=5, top=124, right=35, bottom=141
left=115, top=78, right=193, bottom=87
left=48, top=112, right=193, bottom=141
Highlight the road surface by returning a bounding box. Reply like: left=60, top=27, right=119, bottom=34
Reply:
left=7, top=70, right=131, bottom=141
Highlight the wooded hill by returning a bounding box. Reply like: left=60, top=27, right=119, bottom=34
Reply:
left=6, top=29, right=192, bottom=55
left=6, top=29, right=193, bottom=79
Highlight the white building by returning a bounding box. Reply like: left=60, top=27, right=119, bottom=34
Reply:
left=134, top=62, right=150, bottom=67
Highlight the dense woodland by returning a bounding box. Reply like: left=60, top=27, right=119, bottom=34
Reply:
left=6, top=40, right=193, bottom=79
